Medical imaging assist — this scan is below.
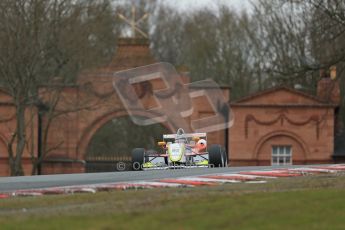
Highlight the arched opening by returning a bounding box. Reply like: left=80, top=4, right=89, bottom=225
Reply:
left=254, top=131, right=307, bottom=166
left=85, top=116, right=169, bottom=172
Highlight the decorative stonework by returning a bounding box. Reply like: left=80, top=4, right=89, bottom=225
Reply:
left=245, top=113, right=322, bottom=139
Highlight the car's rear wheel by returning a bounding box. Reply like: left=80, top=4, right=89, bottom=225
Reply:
left=208, top=144, right=226, bottom=167
left=132, top=148, right=145, bottom=170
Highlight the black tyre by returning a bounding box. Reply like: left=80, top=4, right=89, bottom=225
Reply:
left=132, top=148, right=145, bottom=170
left=164, top=156, right=169, bottom=165
left=208, top=144, right=225, bottom=167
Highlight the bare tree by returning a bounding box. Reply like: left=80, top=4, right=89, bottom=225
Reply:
left=247, top=0, right=345, bottom=129
left=151, top=4, right=258, bottom=99
left=150, top=5, right=185, bottom=65
left=0, top=0, right=118, bottom=176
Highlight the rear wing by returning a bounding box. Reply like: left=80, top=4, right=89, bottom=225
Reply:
left=163, top=133, right=207, bottom=139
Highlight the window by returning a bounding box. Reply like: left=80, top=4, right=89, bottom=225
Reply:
left=271, top=145, right=292, bottom=166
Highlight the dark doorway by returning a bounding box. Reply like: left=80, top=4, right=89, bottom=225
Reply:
left=85, top=116, right=169, bottom=172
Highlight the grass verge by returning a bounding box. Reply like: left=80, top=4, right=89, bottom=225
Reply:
left=1, top=174, right=345, bottom=230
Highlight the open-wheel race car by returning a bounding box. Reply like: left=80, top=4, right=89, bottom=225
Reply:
left=131, top=128, right=228, bottom=170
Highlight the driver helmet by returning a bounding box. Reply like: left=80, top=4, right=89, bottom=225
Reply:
left=195, top=139, right=207, bottom=151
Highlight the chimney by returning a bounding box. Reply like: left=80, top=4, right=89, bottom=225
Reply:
left=317, top=66, right=340, bottom=105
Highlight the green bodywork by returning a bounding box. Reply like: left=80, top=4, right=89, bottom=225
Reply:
left=168, top=143, right=185, bottom=162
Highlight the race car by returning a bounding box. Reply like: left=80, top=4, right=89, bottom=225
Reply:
left=131, top=128, right=228, bottom=170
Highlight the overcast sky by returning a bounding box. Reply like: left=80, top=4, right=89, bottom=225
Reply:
left=163, top=0, right=252, bottom=12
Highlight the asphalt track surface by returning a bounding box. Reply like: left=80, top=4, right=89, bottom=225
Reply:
left=0, top=165, right=321, bottom=192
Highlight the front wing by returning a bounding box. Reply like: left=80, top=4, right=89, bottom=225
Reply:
left=142, top=152, right=209, bottom=170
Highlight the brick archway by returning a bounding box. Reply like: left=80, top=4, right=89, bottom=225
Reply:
left=253, top=130, right=309, bottom=165
left=77, top=109, right=175, bottom=159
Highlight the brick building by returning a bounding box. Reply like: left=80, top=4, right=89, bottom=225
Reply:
left=0, top=38, right=341, bottom=176
left=0, top=38, right=228, bottom=175
left=229, top=85, right=338, bottom=166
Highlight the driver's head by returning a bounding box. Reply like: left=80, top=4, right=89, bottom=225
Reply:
left=196, top=139, right=207, bottom=151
